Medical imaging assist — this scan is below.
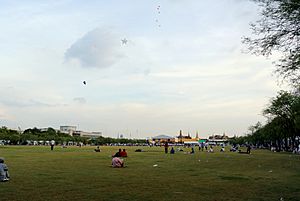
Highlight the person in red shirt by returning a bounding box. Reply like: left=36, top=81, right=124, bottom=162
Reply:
left=120, top=149, right=127, bottom=157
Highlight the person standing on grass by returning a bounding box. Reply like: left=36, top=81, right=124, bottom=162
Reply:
left=190, top=147, right=195, bottom=154
left=0, top=158, right=9, bottom=182
left=247, top=145, right=251, bottom=154
left=50, top=143, right=54, bottom=151
left=164, top=141, right=169, bottom=154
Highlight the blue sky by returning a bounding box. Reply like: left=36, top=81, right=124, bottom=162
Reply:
left=0, top=0, right=282, bottom=138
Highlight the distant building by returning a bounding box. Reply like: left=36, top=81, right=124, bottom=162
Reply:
left=152, top=135, right=175, bottom=143
left=73, top=131, right=102, bottom=139
left=39, top=128, right=49, bottom=132
left=208, top=133, right=229, bottom=145
left=39, top=127, right=60, bottom=133
left=176, top=130, right=200, bottom=144
left=60, top=126, right=77, bottom=135
left=177, top=130, right=192, bottom=143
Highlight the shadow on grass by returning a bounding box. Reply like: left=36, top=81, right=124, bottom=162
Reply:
left=219, top=175, right=250, bottom=181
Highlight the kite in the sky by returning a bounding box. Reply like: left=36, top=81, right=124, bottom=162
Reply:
left=121, top=38, right=128, bottom=45
left=155, top=5, right=161, bottom=27
left=83, top=81, right=86, bottom=85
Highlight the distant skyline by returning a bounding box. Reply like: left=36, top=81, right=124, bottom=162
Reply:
left=0, top=1, right=283, bottom=138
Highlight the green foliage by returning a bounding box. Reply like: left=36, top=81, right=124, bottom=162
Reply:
left=0, top=127, right=87, bottom=145
left=243, top=0, right=300, bottom=86
left=0, top=126, right=146, bottom=145
left=0, top=126, right=20, bottom=144
left=90, top=136, right=147, bottom=145
left=244, top=90, right=300, bottom=150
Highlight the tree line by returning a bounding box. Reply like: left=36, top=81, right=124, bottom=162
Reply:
left=235, top=0, right=300, bottom=151
left=0, top=127, right=146, bottom=145
left=230, top=90, right=300, bottom=151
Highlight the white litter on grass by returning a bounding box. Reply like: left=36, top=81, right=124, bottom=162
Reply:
left=198, top=159, right=201, bottom=162
left=280, top=197, right=284, bottom=201
left=153, top=164, right=158, bottom=167
left=269, top=170, right=273, bottom=173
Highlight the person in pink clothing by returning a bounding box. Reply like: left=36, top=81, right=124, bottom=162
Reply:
left=112, top=157, right=124, bottom=168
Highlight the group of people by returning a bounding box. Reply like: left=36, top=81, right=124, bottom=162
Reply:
left=112, top=149, right=128, bottom=168
left=165, top=143, right=244, bottom=154
left=0, top=158, right=9, bottom=182
left=169, top=146, right=195, bottom=154
left=113, top=149, right=128, bottom=157
left=292, top=144, right=300, bottom=154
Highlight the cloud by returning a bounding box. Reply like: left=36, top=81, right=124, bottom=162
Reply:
left=0, top=98, right=51, bottom=108
left=0, top=107, right=12, bottom=120
left=64, top=27, right=125, bottom=68
left=73, top=97, right=86, bottom=104
left=0, top=88, right=67, bottom=108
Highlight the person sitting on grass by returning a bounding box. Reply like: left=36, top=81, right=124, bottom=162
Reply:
left=94, top=146, right=101, bottom=152
left=113, top=149, right=122, bottom=157
left=177, top=147, right=184, bottom=152
left=170, top=147, right=175, bottom=154
left=208, top=146, right=214, bottom=153
left=135, top=149, right=143, bottom=152
left=190, top=147, right=195, bottom=154
left=230, top=146, right=237, bottom=152
left=0, top=158, right=10, bottom=182
left=120, top=149, right=127, bottom=157
left=112, top=157, right=124, bottom=168
left=220, top=147, right=225, bottom=152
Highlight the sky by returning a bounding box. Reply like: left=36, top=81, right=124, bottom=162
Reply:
left=0, top=0, right=283, bottom=138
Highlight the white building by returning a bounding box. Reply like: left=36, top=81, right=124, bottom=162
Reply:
left=73, top=131, right=102, bottom=139
left=60, top=126, right=77, bottom=135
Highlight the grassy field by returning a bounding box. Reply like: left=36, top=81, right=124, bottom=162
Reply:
left=0, top=145, right=300, bottom=201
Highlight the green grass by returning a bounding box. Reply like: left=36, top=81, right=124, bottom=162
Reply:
left=0, top=146, right=300, bottom=201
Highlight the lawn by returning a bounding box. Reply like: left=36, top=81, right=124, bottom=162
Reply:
left=0, top=145, right=300, bottom=201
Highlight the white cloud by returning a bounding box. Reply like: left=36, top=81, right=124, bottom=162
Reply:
left=64, top=27, right=125, bottom=68
left=73, top=97, right=87, bottom=104
left=0, top=107, right=13, bottom=121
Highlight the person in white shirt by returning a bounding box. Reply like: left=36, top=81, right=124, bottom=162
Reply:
left=0, top=158, right=9, bottom=182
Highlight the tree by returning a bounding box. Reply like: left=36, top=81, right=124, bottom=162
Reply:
left=263, top=90, right=300, bottom=149
left=243, top=0, right=300, bottom=86
left=248, top=121, right=262, bottom=134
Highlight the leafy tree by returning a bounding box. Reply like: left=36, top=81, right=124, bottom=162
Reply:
left=228, top=136, right=246, bottom=145
left=244, top=90, right=300, bottom=151
left=264, top=90, right=300, bottom=148
left=243, top=0, right=300, bottom=86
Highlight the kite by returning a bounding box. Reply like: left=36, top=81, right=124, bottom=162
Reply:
left=83, top=81, right=86, bottom=85
left=121, top=38, right=128, bottom=45
left=155, top=5, right=162, bottom=27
